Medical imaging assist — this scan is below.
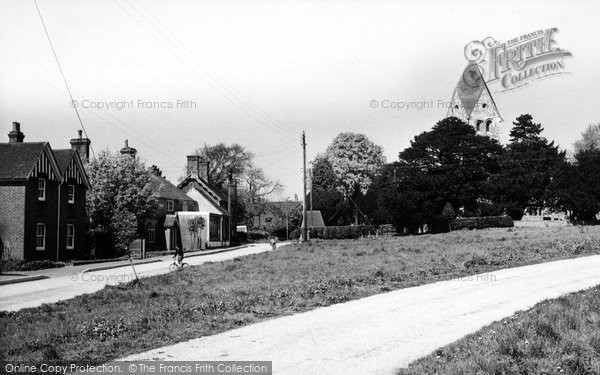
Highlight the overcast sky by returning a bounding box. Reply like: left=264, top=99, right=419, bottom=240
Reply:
left=1, top=0, right=599, bottom=199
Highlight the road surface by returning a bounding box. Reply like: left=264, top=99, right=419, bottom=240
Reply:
left=0, top=243, right=282, bottom=312
left=120, top=254, right=600, bottom=375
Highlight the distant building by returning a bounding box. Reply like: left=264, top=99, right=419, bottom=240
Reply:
left=0, top=123, right=90, bottom=261
left=447, top=64, right=503, bottom=140
left=178, top=156, right=230, bottom=248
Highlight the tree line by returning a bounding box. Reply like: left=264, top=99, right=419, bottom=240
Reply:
left=311, top=116, right=600, bottom=233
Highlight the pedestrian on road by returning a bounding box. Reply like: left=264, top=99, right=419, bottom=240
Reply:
left=270, top=237, right=277, bottom=250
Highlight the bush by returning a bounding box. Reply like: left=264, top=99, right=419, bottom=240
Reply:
left=289, top=229, right=301, bottom=240
left=247, top=231, right=269, bottom=241
left=451, top=216, right=514, bottom=230
left=1, top=259, right=66, bottom=272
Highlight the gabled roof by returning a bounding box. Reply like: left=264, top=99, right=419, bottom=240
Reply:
left=178, top=174, right=229, bottom=216
left=53, top=149, right=91, bottom=188
left=53, top=149, right=75, bottom=173
left=178, top=173, right=228, bottom=203
left=453, top=64, right=501, bottom=118
left=0, top=142, right=61, bottom=181
left=149, top=174, right=197, bottom=202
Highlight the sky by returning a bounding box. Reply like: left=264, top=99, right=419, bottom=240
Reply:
left=1, top=0, right=599, bottom=200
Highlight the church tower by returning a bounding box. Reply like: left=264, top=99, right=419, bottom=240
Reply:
left=447, top=64, right=502, bottom=140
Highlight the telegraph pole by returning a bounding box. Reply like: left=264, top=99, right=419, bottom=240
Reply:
left=309, top=167, right=313, bottom=230
left=302, top=131, right=308, bottom=242
left=228, top=169, right=233, bottom=244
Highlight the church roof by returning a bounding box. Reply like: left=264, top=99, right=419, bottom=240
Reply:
left=453, top=64, right=501, bottom=119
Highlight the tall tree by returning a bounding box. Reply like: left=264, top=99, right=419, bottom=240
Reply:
left=239, top=167, right=283, bottom=226
left=398, top=116, right=503, bottom=216
left=547, top=148, right=600, bottom=221
left=325, top=132, right=386, bottom=196
left=490, top=114, right=566, bottom=219
left=187, top=143, right=254, bottom=189
left=86, top=150, right=156, bottom=257
left=311, top=154, right=349, bottom=225
left=574, top=122, right=600, bottom=154
left=324, top=133, right=386, bottom=224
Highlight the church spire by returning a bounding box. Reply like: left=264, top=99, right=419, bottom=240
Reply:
left=447, top=64, right=503, bottom=140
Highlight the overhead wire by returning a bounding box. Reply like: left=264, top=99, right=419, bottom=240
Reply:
left=33, top=0, right=96, bottom=159
left=113, top=0, right=300, bottom=142
left=127, top=0, right=300, bottom=139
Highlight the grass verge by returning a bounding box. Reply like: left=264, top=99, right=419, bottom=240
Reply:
left=1, top=225, right=600, bottom=365
left=396, top=285, right=600, bottom=374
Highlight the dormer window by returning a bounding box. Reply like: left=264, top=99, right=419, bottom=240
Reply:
left=38, top=178, right=46, bottom=201
left=67, top=185, right=75, bottom=204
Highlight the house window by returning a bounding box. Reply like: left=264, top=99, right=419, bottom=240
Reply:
left=38, top=178, right=46, bottom=201
left=67, top=185, right=75, bottom=204
left=36, top=223, right=46, bottom=250
left=476, top=120, right=483, bottom=132
left=147, top=223, right=155, bottom=243
left=167, top=200, right=174, bottom=212
left=486, top=120, right=492, bottom=133
left=66, top=224, right=75, bottom=249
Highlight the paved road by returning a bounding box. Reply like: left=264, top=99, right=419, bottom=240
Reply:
left=120, top=254, right=600, bottom=375
left=0, top=243, right=283, bottom=312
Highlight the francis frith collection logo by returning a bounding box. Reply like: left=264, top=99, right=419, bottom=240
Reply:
left=464, top=27, right=572, bottom=92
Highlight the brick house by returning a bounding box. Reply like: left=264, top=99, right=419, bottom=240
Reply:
left=178, top=156, right=230, bottom=249
left=0, top=123, right=90, bottom=261
left=145, top=172, right=199, bottom=251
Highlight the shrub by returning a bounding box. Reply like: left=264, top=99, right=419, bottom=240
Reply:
left=289, top=229, right=301, bottom=240
left=236, top=232, right=248, bottom=243
left=1, top=259, right=66, bottom=272
left=451, top=216, right=514, bottom=231
left=247, top=231, right=269, bottom=241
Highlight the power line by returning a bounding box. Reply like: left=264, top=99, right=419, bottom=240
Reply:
left=0, top=43, right=185, bottom=165
left=126, top=0, right=300, bottom=139
left=33, top=0, right=95, bottom=160
left=113, top=0, right=299, bottom=142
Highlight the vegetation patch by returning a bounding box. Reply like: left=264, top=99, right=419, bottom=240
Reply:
left=1, top=226, right=599, bottom=365
left=1, top=259, right=66, bottom=273
left=397, top=285, right=600, bottom=375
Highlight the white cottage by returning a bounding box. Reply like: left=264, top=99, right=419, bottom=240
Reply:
left=177, top=156, right=230, bottom=249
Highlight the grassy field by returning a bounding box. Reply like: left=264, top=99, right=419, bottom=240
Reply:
left=396, top=285, right=600, bottom=375
left=1, top=225, right=600, bottom=365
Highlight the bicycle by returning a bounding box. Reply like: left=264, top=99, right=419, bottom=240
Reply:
left=169, top=260, right=190, bottom=272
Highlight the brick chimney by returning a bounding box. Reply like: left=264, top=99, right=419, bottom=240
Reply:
left=70, top=129, right=91, bottom=163
left=186, top=155, right=209, bottom=181
left=120, top=139, right=137, bottom=158
left=8, top=122, right=24, bottom=143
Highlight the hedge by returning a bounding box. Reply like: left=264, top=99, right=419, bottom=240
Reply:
left=450, top=216, right=514, bottom=230
left=290, top=225, right=376, bottom=240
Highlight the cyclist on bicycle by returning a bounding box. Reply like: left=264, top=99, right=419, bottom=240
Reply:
left=173, top=246, right=184, bottom=267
